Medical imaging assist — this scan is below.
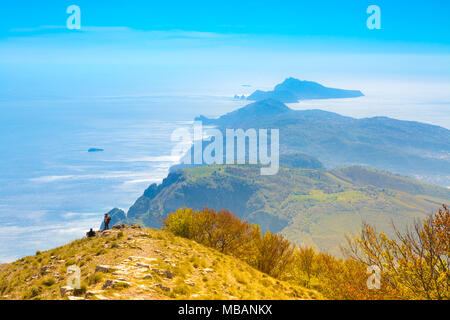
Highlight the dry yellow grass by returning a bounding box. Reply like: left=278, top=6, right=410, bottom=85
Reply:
left=0, top=225, right=322, bottom=300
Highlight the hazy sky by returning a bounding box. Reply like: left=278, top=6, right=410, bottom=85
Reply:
left=1, top=0, right=449, bottom=100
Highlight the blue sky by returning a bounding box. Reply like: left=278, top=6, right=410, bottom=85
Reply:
left=1, top=0, right=449, bottom=44
left=0, top=0, right=449, bottom=100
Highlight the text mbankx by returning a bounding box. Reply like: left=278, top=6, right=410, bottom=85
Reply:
left=223, top=304, right=272, bottom=315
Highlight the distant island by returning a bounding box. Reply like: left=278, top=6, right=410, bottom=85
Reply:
left=233, top=94, right=246, bottom=100
left=247, top=77, right=364, bottom=102
left=88, top=148, right=104, bottom=153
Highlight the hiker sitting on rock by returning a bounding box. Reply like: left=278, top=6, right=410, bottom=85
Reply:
left=103, top=213, right=111, bottom=230
left=86, top=228, right=96, bottom=237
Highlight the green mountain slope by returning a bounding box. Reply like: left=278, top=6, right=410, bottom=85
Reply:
left=122, top=165, right=449, bottom=256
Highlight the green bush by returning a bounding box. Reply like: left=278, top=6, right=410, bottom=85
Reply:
left=163, top=207, right=194, bottom=238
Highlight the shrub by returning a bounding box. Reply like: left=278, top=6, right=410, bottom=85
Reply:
left=254, top=231, right=295, bottom=278
left=295, top=247, right=316, bottom=287
left=343, top=204, right=450, bottom=300
left=164, top=207, right=259, bottom=260
left=164, top=207, right=194, bottom=238
left=23, top=286, right=42, bottom=299
left=95, top=248, right=107, bottom=256
left=41, top=277, right=56, bottom=287
left=73, top=282, right=87, bottom=296
left=173, top=284, right=191, bottom=296
left=87, top=272, right=103, bottom=285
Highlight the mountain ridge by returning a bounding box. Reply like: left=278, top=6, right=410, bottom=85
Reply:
left=195, top=99, right=450, bottom=185
left=246, top=77, right=364, bottom=102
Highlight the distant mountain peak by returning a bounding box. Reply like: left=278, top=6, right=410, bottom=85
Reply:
left=275, top=78, right=325, bottom=90
left=247, top=77, right=364, bottom=102
left=240, top=98, right=292, bottom=113
left=196, top=99, right=292, bottom=125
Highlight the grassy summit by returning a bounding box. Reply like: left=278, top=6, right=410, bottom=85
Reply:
left=0, top=225, right=321, bottom=300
